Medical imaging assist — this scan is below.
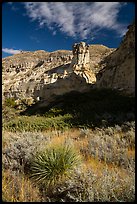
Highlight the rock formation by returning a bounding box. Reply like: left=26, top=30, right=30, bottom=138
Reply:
left=2, top=50, right=73, bottom=100
left=30, top=42, right=98, bottom=104
left=2, top=21, right=135, bottom=112
left=96, top=22, right=135, bottom=96
left=69, top=42, right=96, bottom=83
left=2, top=42, right=113, bottom=104
left=2, top=20, right=134, bottom=108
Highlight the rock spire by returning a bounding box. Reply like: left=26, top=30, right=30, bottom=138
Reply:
left=69, top=42, right=96, bottom=83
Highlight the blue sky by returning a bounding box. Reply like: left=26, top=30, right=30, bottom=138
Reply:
left=2, top=2, right=135, bottom=58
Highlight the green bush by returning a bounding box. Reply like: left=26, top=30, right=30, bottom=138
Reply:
left=29, top=144, right=80, bottom=187
left=3, top=88, right=135, bottom=131
left=3, top=114, right=73, bottom=132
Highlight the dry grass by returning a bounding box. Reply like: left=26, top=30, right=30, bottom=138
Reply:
left=127, top=149, right=135, bottom=158
left=2, top=169, right=42, bottom=202
left=2, top=123, right=135, bottom=202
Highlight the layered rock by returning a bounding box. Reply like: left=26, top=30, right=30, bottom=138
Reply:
left=2, top=42, right=114, bottom=104
left=70, top=42, right=96, bottom=83
left=96, top=22, right=135, bottom=96
left=2, top=50, right=73, bottom=100
left=32, top=42, right=97, bottom=106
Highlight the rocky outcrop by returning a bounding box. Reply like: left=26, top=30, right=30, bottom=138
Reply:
left=32, top=42, right=97, bottom=105
left=2, top=22, right=135, bottom=112
left=27, top=42, right=97, bottom=104
left=2, top=50, right=73, bottom=100
left=96, top=22, right=135, bottom=96
left=2, top=42, right=113, bottom=103
left=70, top=42, right=96, bottom=83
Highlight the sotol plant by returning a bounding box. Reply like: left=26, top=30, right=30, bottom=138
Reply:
left=30, top=144, right=81, bottom=187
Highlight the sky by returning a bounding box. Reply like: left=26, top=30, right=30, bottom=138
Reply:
left=2, top=2, right=135, bottom=58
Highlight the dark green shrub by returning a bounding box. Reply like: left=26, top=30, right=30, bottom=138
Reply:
left=3, top=114, right=73, bottom=132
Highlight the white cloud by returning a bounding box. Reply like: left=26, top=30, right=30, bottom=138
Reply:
left=2, top=48, right=21, bottom=55
left=24, top=2, right=128, bottom=39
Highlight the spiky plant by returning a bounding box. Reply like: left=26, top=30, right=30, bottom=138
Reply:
left=30, top=144, right=80, bottom=187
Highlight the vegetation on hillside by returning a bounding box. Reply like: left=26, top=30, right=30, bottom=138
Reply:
left=3, top=88, right=135, bottom=132
left=2, top=88, right=135, bottom=201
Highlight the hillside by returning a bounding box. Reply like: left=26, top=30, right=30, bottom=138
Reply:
left=2, top=43, right=114, bottom=102
left=96, top=22, right=135, bottom=96
left=2, top=22, right=135, bottom=202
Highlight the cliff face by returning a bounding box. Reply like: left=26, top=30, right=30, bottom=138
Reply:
left=2, top=22, right=135, bottom=104
left=2, top=43, right=113, bottom=102
left=96, top=22, right=135, bottom=96
left=2, top=50, right=73, bottom=99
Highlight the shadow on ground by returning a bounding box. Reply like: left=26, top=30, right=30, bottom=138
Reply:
left=21, top=88, right=135, bottom=128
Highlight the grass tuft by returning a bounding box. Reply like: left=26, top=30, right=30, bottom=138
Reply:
left=29, top=144, right=81, bottom=187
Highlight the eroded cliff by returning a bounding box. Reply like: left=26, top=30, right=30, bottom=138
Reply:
left=96, top=22, right=135, bottom=96
left=2, top=43, right=113, bottom=103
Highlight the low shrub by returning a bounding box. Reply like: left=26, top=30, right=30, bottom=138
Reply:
left=3, top=114, right=73, bottom=132
left=39, top=166, right=135, bottom=202
left=2, top=127, right=135, bottom=202
left=86, top=126, right=135, bottom=169
left=2, top=131, right=50, bottom=172
left=29, top=144, right=81, bottom=187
